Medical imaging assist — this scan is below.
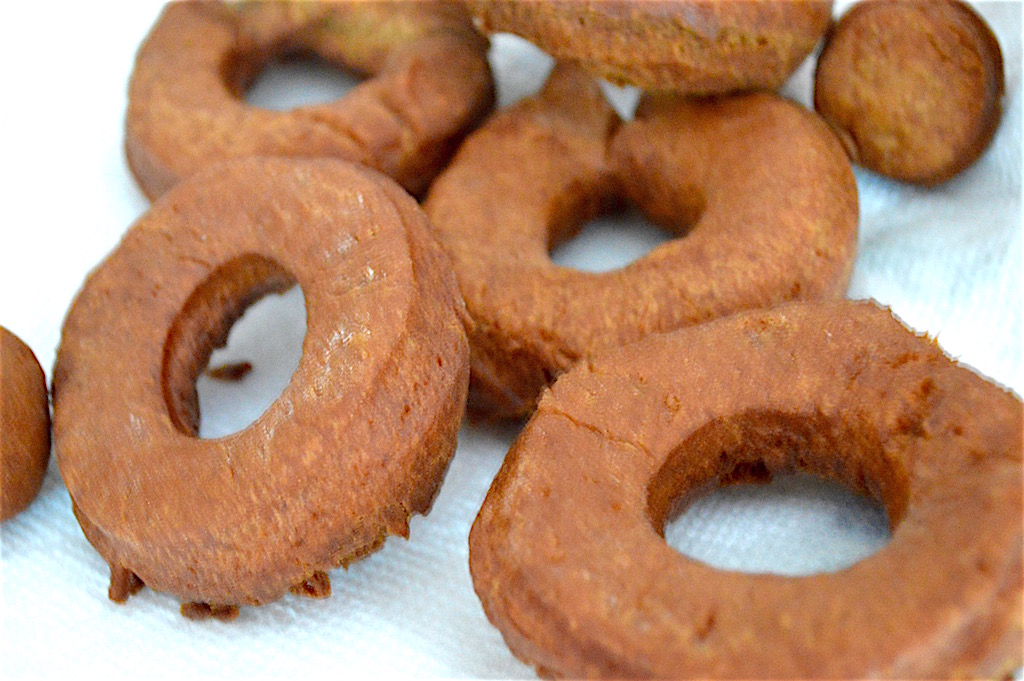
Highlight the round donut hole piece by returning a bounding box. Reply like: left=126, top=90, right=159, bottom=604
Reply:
left=125, top=1, right=495, bottom=200
left=813, top=0, right=1005, bottom=185
left=663, top=471, right=891, bottom=577
left=468, top=300, right=1023, bottom=679
left=53, top=157, right=470, bottom=619
left=1, top=327, right=52, bottom=522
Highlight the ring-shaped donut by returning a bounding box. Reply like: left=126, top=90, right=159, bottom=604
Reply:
left=126, top=1, right=494, bottom=200
left=466, top=0, right=833, bottom=94
left=424, top=64, right=858, bottom=419
left=1, top=327, right=51, bottom=521
left=53, top=157, right=469, bottom=616
left=469, top=300, right=1023, bottom=678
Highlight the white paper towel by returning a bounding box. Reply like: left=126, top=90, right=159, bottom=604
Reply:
left=1, top=1, right=1020, bottom=678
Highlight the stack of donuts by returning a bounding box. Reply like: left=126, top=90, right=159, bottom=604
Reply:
left=1, top=1, right=1019, bottom=678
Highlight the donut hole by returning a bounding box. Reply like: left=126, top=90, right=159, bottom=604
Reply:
left=225, top=43, right=361, bottom=111
left=545, top=173, right=706, bottom=273
left=548, top=205, right=686, bottom=273
left=241, top=54, right=360, bottom=111
left=195, top=286, right=307, bottom=440
left=664, top=473, right=891, bottom=576
left=647, top=410, right=908, bottom=575
left=162, top=255, right=304, bottom=438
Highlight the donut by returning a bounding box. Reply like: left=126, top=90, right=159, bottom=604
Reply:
left=465, top=0, right=833, bottom=94
left=1, top=327, right=51, bottom=521
left=469, top=299, right=1023, bottom=678
left=125, top=0, right=494, bottom=200
left=814, top=0, right=1004, bottom=185
left=52, top=157, right=470, bottom=617
left=424, top=64, right=858, bottom=419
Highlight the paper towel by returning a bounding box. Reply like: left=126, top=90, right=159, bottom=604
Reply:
left=1, top=1, right=1020, bottom=678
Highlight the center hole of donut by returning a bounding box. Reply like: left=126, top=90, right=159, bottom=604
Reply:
left=195, top=286, right=306, bottom=439
left=548, top=206, right=674, bottom=273
left=663, top=473, right=891, bottom=576
left=244, top=56, right=359, bottom=111
left=162, top=255, right=306, bottom=439
left=648, top=410, right=904, bottom=576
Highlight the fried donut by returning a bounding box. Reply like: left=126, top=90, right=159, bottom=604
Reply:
left=424, top=64, right=858, bottom=419
left=1, top=327, right=51, bottom=521
left=53, top=157, right=470, bottom=616
left=470, top=299, right=1023, bottom=678
left=814, top=0, right=1004, bottom=185
left=126, top=1, right=494, bottom=200
left=466, top=0, right=833, bottom=94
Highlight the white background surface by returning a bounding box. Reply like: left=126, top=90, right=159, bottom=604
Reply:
left=1, top=1, right=1020, bottom=678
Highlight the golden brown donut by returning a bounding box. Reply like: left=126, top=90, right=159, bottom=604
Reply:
left=126, top=0, right=494, bottom=200
left=1, top=327, right=51, bottom=521
left=466, top=0, right=833, bottom=94
left=53, top=157, right=470, bottom=617
left=424, top=64, right=858, bottom=419
left=814, top=0, right=1004, bottom=185
left=470, top=299, right=1023, bottom=678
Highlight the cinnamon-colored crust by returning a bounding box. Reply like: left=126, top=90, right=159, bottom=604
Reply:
left=125, top=0, right=494, bottom=200
left=469, top=299, right=1023, bottom=678
left=1, top=327, right=51, bottom=521
left=814, top=0, right=1004, bottom=185
left=466, top=0, right=833, bottom=94
left=424, top=65, right=858, bottom=419
left=53, top=158, right=470, bottom=615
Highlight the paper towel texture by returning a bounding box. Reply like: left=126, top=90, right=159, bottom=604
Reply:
left=1, top=1, right=1020, bottom=678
